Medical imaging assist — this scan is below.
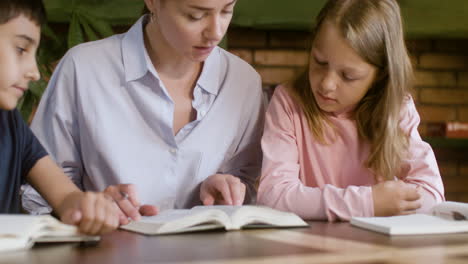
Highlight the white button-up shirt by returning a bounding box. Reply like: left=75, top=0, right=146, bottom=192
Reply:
left=22, top=16, right=264, bottom=213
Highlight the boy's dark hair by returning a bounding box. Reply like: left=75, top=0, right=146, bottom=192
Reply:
left=0, top=0, right=46, bottom=25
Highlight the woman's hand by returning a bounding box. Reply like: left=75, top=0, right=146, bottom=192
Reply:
left=104, top=184, right=158, bottom=225
left=200, top=174, right=246, bottom=206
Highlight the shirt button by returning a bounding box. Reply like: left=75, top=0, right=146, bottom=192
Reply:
left=169, top=148, right=177, bottom=154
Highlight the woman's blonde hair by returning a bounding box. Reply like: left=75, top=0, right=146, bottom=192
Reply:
left=288, top=0, right=413, bottom=180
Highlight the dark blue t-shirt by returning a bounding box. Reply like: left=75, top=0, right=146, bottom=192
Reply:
left=0, top=109, right=47, bottom=213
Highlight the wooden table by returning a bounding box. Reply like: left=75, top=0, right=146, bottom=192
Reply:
left=2, top=222, right=468, bottom=264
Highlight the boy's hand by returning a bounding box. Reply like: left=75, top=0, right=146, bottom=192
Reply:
left=58, top=191, right=120, bottom=235
left=200, top=174, right=246, bottom=206
left=104, top=184, right=158, bottom=225
left=372, top=180, right=421, bottom=216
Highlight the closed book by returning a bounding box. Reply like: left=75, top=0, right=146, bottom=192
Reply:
left=350, top=201, right=468, bottom=236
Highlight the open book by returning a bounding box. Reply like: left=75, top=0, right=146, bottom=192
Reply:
left=0, top=215, right=99, bottom=252
left=350, top=201, right=468, bottom=235
left=120, top=205, right=308, bottom=235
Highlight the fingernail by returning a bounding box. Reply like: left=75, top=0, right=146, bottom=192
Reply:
left=133, top=215, right=141, bottom=221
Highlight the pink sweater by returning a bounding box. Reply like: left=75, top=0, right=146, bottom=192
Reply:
left=257, top=85, right=445, bottom=221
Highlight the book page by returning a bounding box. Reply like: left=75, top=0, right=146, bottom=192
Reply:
left=192, top=206, right=308, bottom=230
left=121, top=209, right=230, bottom=234
left=232, top=206, right=307, bottom=229
left=351, top=214, right=468, bottom=235
left=432, top=201, right=468, bottom=220
left=191, top=206, right=242, bottom=217
left=0, top=237, right=32, bottom=252
left=0, top=215, right=94, bottom=250
left=0, top=215, right=42, bottom=238
left=137, top=210, right=194, bottom=224
left=34, top=216, right=78, bottom=238
left=0, top=215, right=53, bottom=251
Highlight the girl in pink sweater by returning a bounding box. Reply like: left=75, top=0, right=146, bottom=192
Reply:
left=257, top=0, right=444, bottom=221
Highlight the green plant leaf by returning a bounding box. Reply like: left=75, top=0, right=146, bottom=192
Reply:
left=18, top=91, right=36, bottom=122
left=43, top=0, right=75, bottom=22
left=68, top=12, right=84, bottom=49
left=28, top=80, right=47, bottom=97
left=44, top=0, right=144, bottom=24
left=41, top=24, right=61, bottom=45
left=79, top=16, right=99, bottom=41
left=80, top=12, right=114, bottom=38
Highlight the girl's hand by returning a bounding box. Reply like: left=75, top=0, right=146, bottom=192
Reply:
left=372, top=180, right=421, bottom=216
left=200, top=174, right=246, bottom=206
left=58, top=191, right=120, bottom=235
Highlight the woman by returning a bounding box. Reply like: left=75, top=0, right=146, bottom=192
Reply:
left=23, top=0, right=264, bottom=223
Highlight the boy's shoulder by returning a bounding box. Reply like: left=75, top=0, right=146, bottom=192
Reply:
left=0, top=109, right=26, bottom=144
left=0, top=108, right=21, bottom=125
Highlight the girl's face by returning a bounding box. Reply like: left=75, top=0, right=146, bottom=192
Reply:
left=0, top=15, right=40, bottom=110
left=309, top=20, right=378, bottom=114
left=147, top=0, right=236, bottom=62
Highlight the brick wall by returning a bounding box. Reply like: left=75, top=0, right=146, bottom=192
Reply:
left=227, top=27, right=468, bottom=202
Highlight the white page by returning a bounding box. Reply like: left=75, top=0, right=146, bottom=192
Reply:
left=136, top=210, right=193, bottom=224
left=121, top=209, right=229, bottom=234
left=191, top=206, right=242, bottom=217
left=351, top=214, right=468, bottom=235
left=0, top=215, right=41, bottom=237
left=192, top=206, right=308, bottom=229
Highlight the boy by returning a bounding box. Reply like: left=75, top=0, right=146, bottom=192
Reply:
left=0, top=0, right=119, bottom=235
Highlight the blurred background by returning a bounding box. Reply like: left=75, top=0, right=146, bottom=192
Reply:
left=28, top=0, right=468, bottom=201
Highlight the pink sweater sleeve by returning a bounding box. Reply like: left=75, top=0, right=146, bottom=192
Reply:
left=257, top=87, right=374, bottom=221
left=398, top=97, right=445, bottom=211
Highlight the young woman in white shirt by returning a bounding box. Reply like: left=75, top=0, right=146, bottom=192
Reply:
left=23, top=0, right=264, bottom=224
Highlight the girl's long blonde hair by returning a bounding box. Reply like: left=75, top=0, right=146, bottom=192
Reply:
left=288, top=0, right=413, bottom=180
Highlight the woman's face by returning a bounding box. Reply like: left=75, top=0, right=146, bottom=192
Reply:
left=147, top=0, right=236, bottom=62
left=309, top=20, right=378, bottom=114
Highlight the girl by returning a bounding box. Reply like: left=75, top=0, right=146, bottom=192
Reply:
left=23, top=0, right=264, bottom=223
left=257, top=0, right=444, bottom=221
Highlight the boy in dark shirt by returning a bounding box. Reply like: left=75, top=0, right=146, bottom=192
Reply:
left=0, top=0, right=119, bottom=235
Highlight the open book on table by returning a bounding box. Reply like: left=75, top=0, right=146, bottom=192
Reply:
left=350, top=201, right=468, bottom=235
left=0, top=214, right=99, bottom=252
left=120, top=205, right=308, bottom=235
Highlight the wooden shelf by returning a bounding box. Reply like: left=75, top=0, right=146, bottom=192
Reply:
left=424, top=137, right=468, bottom=149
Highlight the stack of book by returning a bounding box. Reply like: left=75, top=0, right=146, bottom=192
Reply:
left=426, top=122, right=468, bottom=138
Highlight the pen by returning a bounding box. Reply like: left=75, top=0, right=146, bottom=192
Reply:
left=452, top=211, right=467, bottom=221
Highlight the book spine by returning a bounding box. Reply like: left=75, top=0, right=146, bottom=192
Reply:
left=425, top=122, right=468, bottom=138
left=446, top=122, right=468, bottom=138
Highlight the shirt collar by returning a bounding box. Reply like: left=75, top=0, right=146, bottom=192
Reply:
left=122, top=16, right=150, bottom=82
left=196, top=47, right=222, bottom=95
